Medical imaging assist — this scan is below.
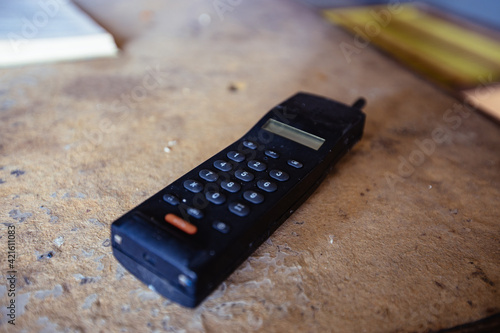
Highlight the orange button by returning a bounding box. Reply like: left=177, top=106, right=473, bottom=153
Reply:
left=164, top=213, right=197, bottom=235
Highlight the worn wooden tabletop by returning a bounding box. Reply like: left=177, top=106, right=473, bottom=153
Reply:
left=1, top=0, right=499, bottom=332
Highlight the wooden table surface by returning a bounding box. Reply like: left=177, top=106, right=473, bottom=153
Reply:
left=1, top=0, right=499, bottom=332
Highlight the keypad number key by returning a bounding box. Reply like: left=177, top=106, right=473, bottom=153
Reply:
left=199, top=169, right=218, bottom=182
left=205, top=191, right=226, bottom=205
left=270, top=169, right=289, bottom=182
left=227, top=151, right=245, bottom=162
left=243, top=190, right=264, bottom=204
left=235, top=169, right=254, bottom=182
left=257, top=179, right=277, bottom=193
left=247, top=160, right=266, bottom=172
left=221, top=180, right=241, bottom=193
left=214, top=160, right=232, bottom=172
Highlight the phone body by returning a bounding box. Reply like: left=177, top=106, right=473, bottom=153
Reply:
left=111, top=92, right=366, bottom=307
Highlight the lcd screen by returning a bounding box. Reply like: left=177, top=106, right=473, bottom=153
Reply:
left=262, top=119, right=325, bottom=150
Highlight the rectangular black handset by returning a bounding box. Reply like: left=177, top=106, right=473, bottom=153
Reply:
left=111, top=92, right=366, bottom=307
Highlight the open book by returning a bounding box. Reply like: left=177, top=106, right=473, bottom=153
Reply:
left=0, top=0, right=118, bottom=67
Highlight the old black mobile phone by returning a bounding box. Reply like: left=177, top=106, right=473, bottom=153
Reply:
left=111, top=92, right=366, bottom=307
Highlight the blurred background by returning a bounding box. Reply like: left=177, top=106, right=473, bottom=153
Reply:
left=1, top=1, right=499, bottom=332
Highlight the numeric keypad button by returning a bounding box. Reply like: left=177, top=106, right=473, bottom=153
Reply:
left=213, top=221, right=230, bottom=234
left=270, top=169, right=289, bottom=181
left=214, top=160, right=232, bottom=172
left=265, top=150, right=279, bottom=159
left=242, top=140, right=258, bottom=150
left=287, top=159, right=303, bottom=168
left=227, top=151, right=245, bottom=162
left=247, top=160, right=266, bottom=172
left=199, top=169, right=218, bottom=182
left=184, top=180, right=203, bottom=193
left=235, top=169, right=254, bottom=182
left=229, top=202, right=250, bottom=217
left=205, top=191, right=226, bottom=205
left=221, top=180, right=241, bottom=193
left=162, top=193, right=180, bottom=205
left=243, top=191, right=264, bottom=204
left=187, top=207, right=204, bottom=219
left=257, top=179, right=277, bottom=193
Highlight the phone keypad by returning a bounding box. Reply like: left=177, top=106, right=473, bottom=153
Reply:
left=242, top=140, right=258, bottom=150
left=229, top=202, right=250, bottom=217
left=163, top=193, right=180, bottom=206
left=162, top=140, right=303, bottom=235
left=184, top=180, right=203, bottom=193
left=243, top=190, right=264, bottom=204
left=247, top=160, right=266, bottom=172
left=213, top=221, right=230, bottom=233
left=265, top=150, right=279, bottom=159
left=199, top=169, right=219, bottom=182
left=205, top=191, right=226, bottom=205
left=287, top=159, right=303, bottom=168
left=227, top=151, right=245, bottom=162
left=257, top=179, right=277, bottom=192
left=221, top=180, right=241, bottom=193
left=165, top=213, right=197, bottom=235
left=187, top=207, right=204, bottom=219
left=214, top=160, right=232, bottom=172
left=235, top=169, right=254, bottom=182
left=269, top=170, right=289, bottom=182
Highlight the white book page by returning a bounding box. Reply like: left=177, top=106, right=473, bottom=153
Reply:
left=0, top=0, right=117, bottom=66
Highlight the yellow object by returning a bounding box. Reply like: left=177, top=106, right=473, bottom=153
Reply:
left=323, top=4, right=500, bottom=90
